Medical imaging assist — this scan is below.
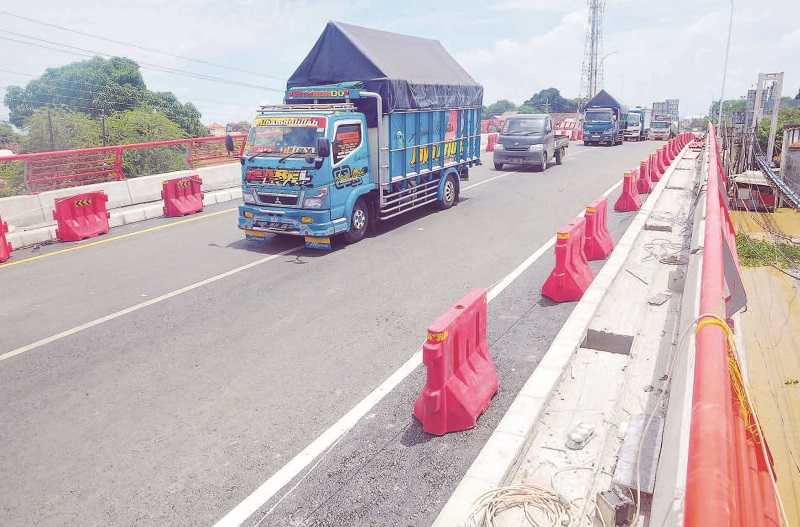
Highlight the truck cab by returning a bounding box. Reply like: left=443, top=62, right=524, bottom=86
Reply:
left=239, top=103, right=372, bottom=246
left=649, top=116, right=672, bottom=140
left=583, top=107, right=622, bottom=145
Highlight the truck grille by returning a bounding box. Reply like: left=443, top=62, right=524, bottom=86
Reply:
left=256, top=193, right=299, bottom=206
left=504, top=145, right=529, bottom=152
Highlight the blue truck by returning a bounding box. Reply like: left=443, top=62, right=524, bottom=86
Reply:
left=238, top=22, right=483, bottom=249
left=582, top=90, right=628, bottom=146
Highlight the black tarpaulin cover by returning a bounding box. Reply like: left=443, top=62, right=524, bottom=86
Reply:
left=585, top=89, right=623, bottom=110
left=287, top=21, right=483, bottom=125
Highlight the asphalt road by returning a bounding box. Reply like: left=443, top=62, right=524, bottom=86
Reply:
left=0, top=141, right=663, bottom=527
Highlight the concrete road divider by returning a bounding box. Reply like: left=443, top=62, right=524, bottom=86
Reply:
left=541, top=218, right=593, bottom=302
left=53, top=192, right=110, bottom=242
left=637, top=159, right=652, bottom=194
left=413, top=288, right=497, bottom=436
left=162, top=175, right=204, bottom=217
left=0, top=216, right=11, bottom=263
left=649, top=152, right=663, bottom=182
left=614, top=170, right=642, bottom=212
left=584, top=197, right=614, bottom=261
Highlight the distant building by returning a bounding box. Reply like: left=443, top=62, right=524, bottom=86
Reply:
left=652, top=100, right=679, bottom=122
left=207, top=122, right=226, bottom=137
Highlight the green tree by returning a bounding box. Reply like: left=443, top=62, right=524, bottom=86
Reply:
left=23, top=108, right=101, bottom=152
left=0, top=161, right=25, bottom=198
left=708, top=99, right=746, bottom=124
left=523, top=88, right=578, bottom=113
left=756, top=106, right=800, bottom=164
left=0, top=121, right=22, bottom=146
left=484, top=100, right=517, bottom=118
left=3, top=57, right=206, bottom=137
left=105, top=108, right=188, bottom=177
left=517, top=104, right=538, bottom=114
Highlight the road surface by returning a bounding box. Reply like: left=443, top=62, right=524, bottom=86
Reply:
left=0, top=141, right=661, bottom=527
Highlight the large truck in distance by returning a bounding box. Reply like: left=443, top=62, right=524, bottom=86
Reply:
left=238, top=22, right=482, bottom=249
left=624, top=107, right=651, bottom=141
left=649, top=114, right=673, bottom=140
left=492, top=114, right=569, bottom=172
left=582, top=90, right=628, bottom=146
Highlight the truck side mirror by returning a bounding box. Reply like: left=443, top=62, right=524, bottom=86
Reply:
left=317, top=138, right=330, bottom=158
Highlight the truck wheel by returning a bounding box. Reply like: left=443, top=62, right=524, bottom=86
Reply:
left=343, top=198, right=369, bottom=243
left=493, top=161, right=504, bottom=170
left=555, top=147, right=563, bottom=165
left=536, top=152, right=547, bottom=172
left=437, top=174, right=458, bottom=210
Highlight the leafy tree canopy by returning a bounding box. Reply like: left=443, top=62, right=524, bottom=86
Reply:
left=4, top=57, right=206, bottom=136
left=757, top=106, right=800, bottom=163
left=0, top=121, right=22, bottom=146
left=24, top=108, right=101, bottom=152
left=523, top=88, right=578, bottom=113
left=484, top=100, right=517, bottom=118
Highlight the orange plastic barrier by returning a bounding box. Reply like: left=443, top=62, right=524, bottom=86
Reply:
left=614, top=171, right=642, bottom=212
left=53, top=192, right=110, bottom=242
left=637, top=159, right=652, bottom=194
left=0, top=216, right=11, bottom=263
left=413, top=288, right=497, bottom=436
left=162, top=174, right=203, bottom=217
left=649, top=152, right=663, bottom=182
left=584, top=197, right=614, bottom=260
left=541, top=218, right=593, bottom=302
left=486, top=133, right=498, bottom=152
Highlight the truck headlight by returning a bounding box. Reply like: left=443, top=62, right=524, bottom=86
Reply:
left=529, top=144, right=544, bottom=151
left=302, top=187, right=328, bottom=209
left=494, top=144, right=504, bottom=151
left=243, top=189, right=256, bottom=204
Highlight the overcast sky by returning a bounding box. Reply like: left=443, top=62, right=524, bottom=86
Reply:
left=1, top=0, right=798, bottom=125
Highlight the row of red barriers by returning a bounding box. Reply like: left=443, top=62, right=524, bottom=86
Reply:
left=485, top=133, right=499, bottom=152
left=614, top=134, right=693, bottom=213
left=0, top=174, right=204, bottom=263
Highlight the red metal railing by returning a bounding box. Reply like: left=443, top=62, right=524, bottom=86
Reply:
left=0, top=133, right=246, bottom=194
left=684, top=124, right=780, bottom=526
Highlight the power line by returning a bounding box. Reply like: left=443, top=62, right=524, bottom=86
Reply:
left=0, top=31, right=284, bottom=93
left=0, top=68, right=256, bottom=111
left=0, top=9, right=285, bottom=81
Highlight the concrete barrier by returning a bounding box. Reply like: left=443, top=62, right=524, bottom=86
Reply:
left=0, top=162, right=242, bottom=249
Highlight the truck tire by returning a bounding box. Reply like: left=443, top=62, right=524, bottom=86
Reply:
left=343, top=198, right=369, bottom=243
left=493, top=161, right=504, bottom=170
left=555, top=147, right=563, bottom=165
left=437, top=174, right=458, bottom=210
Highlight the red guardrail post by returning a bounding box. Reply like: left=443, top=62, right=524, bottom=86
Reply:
left=114, top=147, right=123, bottom=180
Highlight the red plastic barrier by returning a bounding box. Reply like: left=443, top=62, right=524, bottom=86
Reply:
left=542, top=218, right=593, bottom=302
left=584, top=197, right=614, bottom=260
left=649, top=152, right=662, bottom=182
left=162, top=174, right=203, bottom=217
left=0, top=216, right=11, bottom=263
left=486, top=133, right=498, bottom=152
left=614, top=170, right=642, bottom=212
left=53, top=192, right=110, bottom=242
left=413, top=288, right=497, bottom=436
left=658, top=146, right=669, bottom=172
left=637, top=159, right=652, bottom=194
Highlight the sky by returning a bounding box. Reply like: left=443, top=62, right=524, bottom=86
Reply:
left=0, top=0, right=798, bottom=126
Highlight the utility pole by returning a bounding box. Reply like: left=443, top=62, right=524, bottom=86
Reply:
left=580, top=0, right=606, bottom=101
left=101, top=111, right=107, bottom=146
left=47, top=107, right=55, bottom=150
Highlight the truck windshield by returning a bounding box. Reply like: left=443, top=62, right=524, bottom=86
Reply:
left=244, top=116, right=327, bottom=157
left=585, top=110, right=612, bottom=122
left=627, top=114, right=641, bottom=125
left=652, top=122, right=669, bottom=129
left=503, top=118, right=546, bottom=135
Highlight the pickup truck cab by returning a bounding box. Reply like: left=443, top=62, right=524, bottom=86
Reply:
left=493, top=114, right=568, bottom=172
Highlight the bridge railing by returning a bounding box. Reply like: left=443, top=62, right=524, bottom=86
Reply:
left=0, top=133, right=246, bottom=194
left=684, top=124, right=780, bottom=526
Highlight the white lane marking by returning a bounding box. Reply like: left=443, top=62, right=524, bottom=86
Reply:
left=462, top=170, right=518, bottom=192
left=0, top=247, right=302, bottom=363
left=213, top=176, right=626, bottom=527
